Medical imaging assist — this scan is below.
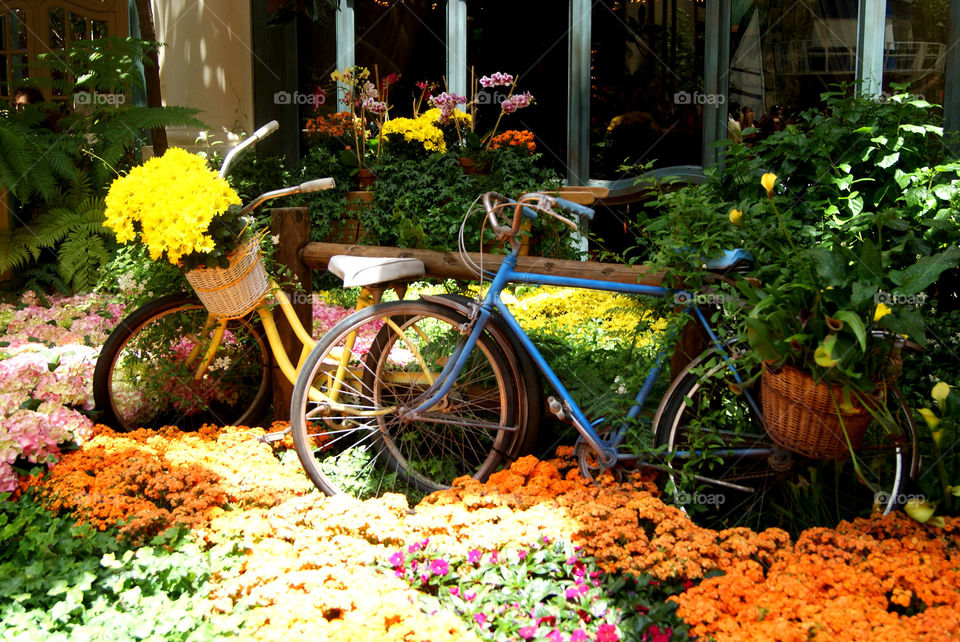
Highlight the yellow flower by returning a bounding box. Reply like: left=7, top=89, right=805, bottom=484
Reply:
left=918, top=408, right=940, bottom=434
left=728, top=208, right=743, bottom=226
left=761, top=172, right=777, bottom=197
left=873, top=302, right=892, bottom=321
left=932, top=381, right=950, bottom=410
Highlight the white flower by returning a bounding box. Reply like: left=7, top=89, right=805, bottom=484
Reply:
left=213, top=356, right=232, bottom=370
left=271, top=234, right=281, bottom=246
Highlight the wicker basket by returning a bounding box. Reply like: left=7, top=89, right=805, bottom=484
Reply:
left=185, top=237, right=269, bottom=319
left=760, top=364, right=874, bottom=460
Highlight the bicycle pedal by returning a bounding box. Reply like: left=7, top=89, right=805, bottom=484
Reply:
left=258, top=431, right=288, bottom=444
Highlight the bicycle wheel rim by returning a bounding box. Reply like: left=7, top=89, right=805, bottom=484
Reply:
left=291, top=301, right=521, bottom=501
left=98, top=298, right=270, bottom=431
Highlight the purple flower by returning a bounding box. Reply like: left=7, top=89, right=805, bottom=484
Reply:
left=518, top=626, right=537, bottom=639
left=468, top=549, right=482, bottom=564
left=473, top=612, right=487, bottom=627
left=430, top=558, right=450, bottom=577
left=501, top=91, right=534, bottom=114
left=389, top=551, right=404, bottom=568
left=362, top=97, right=387, bottom=114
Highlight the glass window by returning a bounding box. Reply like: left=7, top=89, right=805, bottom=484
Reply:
left=591, top=0, right=705, bottom=178
left=354, top=0, right=446, bottom=118
left=467, top=0, right=569, bottom=173
left=296, top=16, right=337, bottom=135
left=883, top=0, right=948, bottom=103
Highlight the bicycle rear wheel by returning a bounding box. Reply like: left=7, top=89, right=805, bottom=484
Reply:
left=653, top=348, right=918, bottom=531
left=93, top=293, right=271, bottom=431
left=290, top=300, right=531, bottom=501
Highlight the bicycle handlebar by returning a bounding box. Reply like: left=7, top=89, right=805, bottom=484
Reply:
left=219, top=120, right=280, bottom=179
left=300, top=177, right=336, bottom=193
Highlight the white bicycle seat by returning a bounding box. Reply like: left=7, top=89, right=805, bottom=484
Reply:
left=328, top=255, right=425, bottom=288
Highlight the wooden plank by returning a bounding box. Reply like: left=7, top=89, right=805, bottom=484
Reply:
left=271, top=207, right=312, bottom=420
left=300, top=242, right=664, bottom=286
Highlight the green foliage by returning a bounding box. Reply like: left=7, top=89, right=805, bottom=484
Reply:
left=96, top=243, right=188, bottom=307
left=0, top=492, right=246, bottom=640
left=0, top=37, right=203, bottom=294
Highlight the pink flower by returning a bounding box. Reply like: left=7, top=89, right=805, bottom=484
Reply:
left=517, top=549, right=528, bottom=561
left=468, top=549, right=482, bottom=564
left=473, top=612, right=487, bottom=627
left=596, top=623, right=620, bottom=642
left=389, top=551, right=404, bottom=568
left=570, top=630, right=588, bottom=642
left=449, top=586, right=460, bottom=597
left=518, top=626, right=537, bottom=639
left=464, top=589, right=477, bottom=602
left=546, top=631, right=565, bottom=642
left=430, top=558, right=450, bottom=576
left=565, top=587, right=581, bottom=600
left=480, top=71, right=514, bottom=87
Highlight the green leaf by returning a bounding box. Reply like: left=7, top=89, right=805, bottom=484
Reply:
left=877, top=152, right=899, bottom=169
left=889, top=247, right=960, bottom=295
left=808, top=247, right=846, bottom=285
left=834, top=310, right=867, bottom=352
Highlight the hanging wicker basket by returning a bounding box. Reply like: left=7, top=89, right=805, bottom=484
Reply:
left=760, top=364, right=875, bottom=460
left=184, top=236, right=269, bottom=319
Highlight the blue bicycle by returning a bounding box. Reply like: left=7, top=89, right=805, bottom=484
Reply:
left=289, top=191, right=918, bottom=522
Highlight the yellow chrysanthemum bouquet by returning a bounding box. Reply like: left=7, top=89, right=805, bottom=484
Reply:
left=104, top=148, right=244, bottom=270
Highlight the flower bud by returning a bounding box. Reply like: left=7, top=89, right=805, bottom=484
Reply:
left=728, top=208, right=743, bottom=226
left=761, top=173, right=777, bottom=197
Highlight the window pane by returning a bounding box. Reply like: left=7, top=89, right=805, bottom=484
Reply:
left=1, top=54, right=8, bottom=99
left=354, top=1, right=446, bottom=119
left=70, top=12, right=88, bottom=42
left=297, top=16, right=337, bottom=138
left=49, top=7, right=66, bottom=49
left=0, top=13, right=6, bottom=50
left=92, top=19, right=108, bottom=40
left=884, top=1, right=948, bottom=103
left=591, top=0, right=705, bottom=178
left=468, top=1, right=568, bottom=172
left=13, top=8, right=27, bottom=49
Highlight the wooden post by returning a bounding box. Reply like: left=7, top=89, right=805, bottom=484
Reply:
left=271, top=207, right=312, bottom=421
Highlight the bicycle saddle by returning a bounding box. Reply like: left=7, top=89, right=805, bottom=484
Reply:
left=328, top=255, right=425, bottom=288
left=704, top=249, right=754, bottom=273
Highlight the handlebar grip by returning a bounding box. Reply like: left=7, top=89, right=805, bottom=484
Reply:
left=300, top=177, right=336, bottom=193
left=251, top=120, right=279, bottom=142
left=553, top=196, right=595, bottom=221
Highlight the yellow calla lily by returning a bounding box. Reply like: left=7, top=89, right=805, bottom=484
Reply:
left=904, top=497, right=937, bottom=523
left=932, top=381, right=950, bottom=411
left=873, top=303, right=892, bottom=321
left=918, top=407, right=940, bottom=432
left=728, top=208, right=743, bottom=226
left=761, top=173, right=777, bottom=197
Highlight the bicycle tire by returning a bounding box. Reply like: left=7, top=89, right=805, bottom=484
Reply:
left=93, top=293, right=272, bottom=432
left=290, top=300, right=531, bottom=500
left=653, top=348, right=918, bottom=530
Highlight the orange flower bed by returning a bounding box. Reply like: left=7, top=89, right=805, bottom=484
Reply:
left=673, top=516, right=960, bottom=641
left=26, top=427, right=960, bottom=640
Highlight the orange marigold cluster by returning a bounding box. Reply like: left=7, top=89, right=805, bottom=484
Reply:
left=304, top=111, right=355, bottom=139
left=489, top=129, right=536, bottom=153
left=673, top=514, right=960, bottom=640
left=27, top=423, right=314, bottom=542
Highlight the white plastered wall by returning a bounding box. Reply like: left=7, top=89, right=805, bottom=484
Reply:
left=150, top=0, right=254, bottom=149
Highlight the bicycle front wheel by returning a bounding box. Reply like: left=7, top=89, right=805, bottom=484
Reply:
left=93, top=293, right=272, bottom=431
left=654, top=348, right=918, bottom=531
left=290, top=300, right=531, bottom=501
